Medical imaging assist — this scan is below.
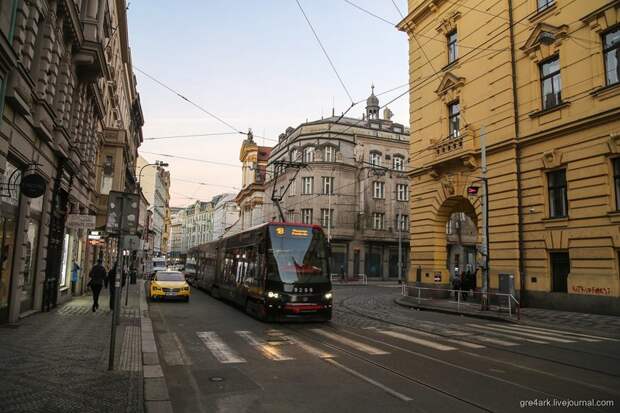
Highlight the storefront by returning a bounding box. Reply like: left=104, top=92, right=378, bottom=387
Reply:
left=19, top=195, right=43, bottom=313
left=0, top=161, right=20, bottom=323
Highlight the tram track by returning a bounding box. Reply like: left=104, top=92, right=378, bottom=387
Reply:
left=336, top=294, right=620, bottom=381
left=284, top=323, right=610, bottom=413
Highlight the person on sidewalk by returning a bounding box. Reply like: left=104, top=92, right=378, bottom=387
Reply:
left=71, top=261, right=80, bottom=295
left=88, top=259, right=107, bottom=312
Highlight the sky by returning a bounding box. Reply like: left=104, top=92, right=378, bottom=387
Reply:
left=127, top=0, right=410, bottom=207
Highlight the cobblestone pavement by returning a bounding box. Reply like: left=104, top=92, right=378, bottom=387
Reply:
left=333, top=284, right=620, bottom=337
left=0, top=286, right=143, bottom=413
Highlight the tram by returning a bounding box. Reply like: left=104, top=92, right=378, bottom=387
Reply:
left=188, top=222, right=333, bottom=322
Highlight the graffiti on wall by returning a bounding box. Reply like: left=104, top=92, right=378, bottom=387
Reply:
left=571, top=285, right=612, bottom=296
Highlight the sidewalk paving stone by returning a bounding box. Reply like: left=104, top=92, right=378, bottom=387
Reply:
left=0, top=285, right=143, bottom=413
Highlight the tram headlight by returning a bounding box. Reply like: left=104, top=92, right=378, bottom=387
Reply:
left=324, top=292, right=333, bottom=300
left=267, top=291, right=279, bottom=299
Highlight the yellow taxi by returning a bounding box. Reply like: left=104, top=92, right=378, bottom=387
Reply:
left=148, top=271, right=191, bottom=302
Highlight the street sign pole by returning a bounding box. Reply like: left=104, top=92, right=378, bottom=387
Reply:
left=108, top=196, right=124, bottom=371
left=480, top=127, right=490, bottom=311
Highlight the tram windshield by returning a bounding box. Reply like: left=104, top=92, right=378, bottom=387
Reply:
left=267, top=225, right=329, bottom=284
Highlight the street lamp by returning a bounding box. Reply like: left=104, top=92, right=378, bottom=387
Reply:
left=138, top=160, right=169, bottom=185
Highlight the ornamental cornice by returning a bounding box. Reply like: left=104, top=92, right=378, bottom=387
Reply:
left=397, top=0, right=446, bottom=33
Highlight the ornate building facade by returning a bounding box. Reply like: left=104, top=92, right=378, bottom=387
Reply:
left=0, top=0, right=143, bottom=323
left=264, top=89, right=410, bottom=280
left=399, top=0, right=620, bottom=313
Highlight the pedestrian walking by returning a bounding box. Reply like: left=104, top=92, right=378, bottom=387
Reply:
left=88, top=259, right=107, bottom=312
left=70, top=261, right=80, bottom=295
left=451, top=267, right=461, bottom=300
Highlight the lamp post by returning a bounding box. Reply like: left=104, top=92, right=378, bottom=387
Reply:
left=138, top=160, right=169, bottom=186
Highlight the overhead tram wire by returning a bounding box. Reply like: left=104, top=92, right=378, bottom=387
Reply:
left=343, top=0, right=508, bottom=53
left=139, top=151, right=240, bottom=168
left=144, top=131, right=278, bottom=143
left=295, top=0, right=354, bottom=104
left=172, top=177, right=240, bottom=191
left=134, top=66, right=246, bottom=136
left=390, top=0, right=405, bottom=19
left=338, top=0, right=584, bottom=136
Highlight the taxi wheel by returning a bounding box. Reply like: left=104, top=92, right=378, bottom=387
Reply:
left=184, top=296, right=190, bottom=303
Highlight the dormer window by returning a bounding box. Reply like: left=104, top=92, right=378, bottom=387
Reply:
left=369, top=152, right=381, bottom=167
left=303, top=147, right=315, bottom=163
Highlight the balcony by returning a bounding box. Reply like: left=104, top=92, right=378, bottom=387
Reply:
left=426, top=126, right=477, bottom=167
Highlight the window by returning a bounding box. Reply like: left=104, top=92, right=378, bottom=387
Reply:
left=540, top=56, right=562, bottom=110
left=302, top=177, right=314, bottom=194
left=301, top=208, right=313, bottom=224
left=321, top=176, right=334, bottom=194
left=324, top=146, right=335, bottom=162
left=615, top=159, right=620, bottom=210
left=303, top=147, right=314, bottom=163
left=548, top=169, right=567, bottom=218
left=372, top=213, right=385, bottom=230
left=289, top=178, right=296, bottom=196
left=603, top=27, right=620, bottom=86
left=448, top=101, right=460, bottom=138
left=291, top=149, right=299, bottom=162
left=320, top=208, right=334, bottom=228
left=397, top=184, right=409, bottom=201
left=396, top=214, right=408, bottom=231
left=447, top=30, right=458, bottom=64
left=537, top=0, right=555, bottom=12
left=101, top=155, right=114, bottom=194
left=373, top=181, right=385, bottom=199
left=393, top=156, right=404, bottom=171
left=370, top=152, right=381, bottom=166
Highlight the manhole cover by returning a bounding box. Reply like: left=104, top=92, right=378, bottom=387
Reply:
left=209, top=377, right=224, bottom=382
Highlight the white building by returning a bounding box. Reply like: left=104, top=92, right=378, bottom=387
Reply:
left=212, top=193, right=240, bottom=239
left=137, top=156, right=170, bottom=255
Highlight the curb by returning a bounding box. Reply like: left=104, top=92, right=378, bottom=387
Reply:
left=394, top=296, right=517, bottom=323
left=139, top=281, right=174, bottom=413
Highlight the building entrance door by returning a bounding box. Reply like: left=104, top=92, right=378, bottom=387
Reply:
left=550, top=252, right=569, bottom=293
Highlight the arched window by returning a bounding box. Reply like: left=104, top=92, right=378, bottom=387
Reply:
left=393, top=155, right=405, bottom=171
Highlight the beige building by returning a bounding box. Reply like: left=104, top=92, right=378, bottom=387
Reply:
left=264, top=89, right=410, bottom=279
left=399, top=0, right=620, bottom=313
left=232, top=131, right=272, bottom=232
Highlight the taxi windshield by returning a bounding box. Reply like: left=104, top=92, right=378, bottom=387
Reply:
left=156, top=272, right=185, bottom=282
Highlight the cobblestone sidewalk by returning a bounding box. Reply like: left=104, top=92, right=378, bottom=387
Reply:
left=0, top=285, right=143, bottom=413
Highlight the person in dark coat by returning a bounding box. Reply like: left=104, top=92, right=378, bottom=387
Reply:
left=88, top=259, right=107, bottom=312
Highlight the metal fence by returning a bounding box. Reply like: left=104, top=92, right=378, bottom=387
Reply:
left=401, top=284, right=520, bottom=319
left=330, top=273, right=368, bottom=285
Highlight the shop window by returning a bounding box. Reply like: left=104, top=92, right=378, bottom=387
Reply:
left=603, top=26, right=620, bottom=86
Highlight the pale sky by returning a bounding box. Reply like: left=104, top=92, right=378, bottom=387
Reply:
left=128, top=0, right=410, bottom=207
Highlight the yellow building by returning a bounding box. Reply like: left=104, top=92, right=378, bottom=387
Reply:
left=398, top=0, right=620, bottom=314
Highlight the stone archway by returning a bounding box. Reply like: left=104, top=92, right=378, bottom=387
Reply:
left=410, top=192, right=481, bottom=286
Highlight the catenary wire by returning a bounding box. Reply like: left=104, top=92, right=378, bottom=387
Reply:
left=295, top=0, right=354, bottom=103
